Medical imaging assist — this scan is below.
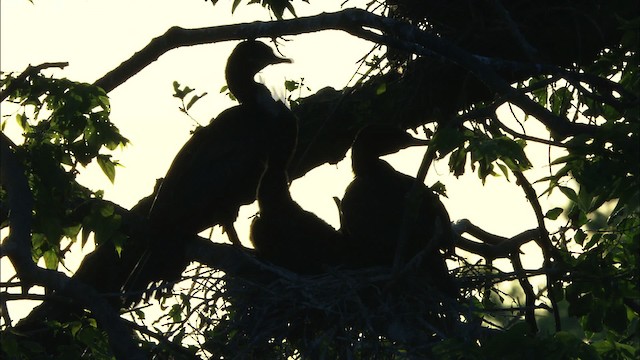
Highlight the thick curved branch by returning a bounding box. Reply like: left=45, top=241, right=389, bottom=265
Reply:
left=86, top=8, right=622, bottom=182
left=0, top=132, right=145, bottom=360
left=452, top=218, right=548, bottom=331
left=93, top=8, right=597, bottom=141
left=93, top=9, right=385, bottom=93
left=452, top=219, right=540, bottom=259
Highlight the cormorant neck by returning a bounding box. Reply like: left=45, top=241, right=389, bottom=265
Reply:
left=257, top=164, right=292, bottom=214
left=225, top=63, right=272, bottom=105
left=352, top=147, right=390, bottom=177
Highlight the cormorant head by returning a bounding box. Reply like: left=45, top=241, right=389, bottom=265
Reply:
left=352, top=124, right=429, bottom=158
left=225, top=40, right=291, bottom=103
left=226, top=40, right=291, bottom=78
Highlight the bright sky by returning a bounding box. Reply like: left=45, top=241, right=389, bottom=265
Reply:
left=1, top=0, right=568, bottom=324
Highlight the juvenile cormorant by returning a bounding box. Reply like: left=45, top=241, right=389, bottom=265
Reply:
left=250, top=138, right=345, bottom=274
left=123, top=40, right=295, bottom=298
left=341, top=125, right=456, bottom=294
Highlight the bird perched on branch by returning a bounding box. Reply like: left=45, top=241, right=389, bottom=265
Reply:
left=123, top=40, right=295, bottom=301
left=250, top=147, right=345, bottom=274
left=341, top=125, right=457, bottom=295
left=149, top=40, right=293, bottom=242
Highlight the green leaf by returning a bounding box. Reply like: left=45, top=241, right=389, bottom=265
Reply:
left=574, top=229, right=586, bottom=245
left=584, top=303, right=604, bottom=332
left=545, top=207, right=563, bottom=220
left=550, top=154, right=576, bottom=166
left=96, top=154, right=116, bottom=183
left=231, top=0, right=242, bottom=13
left=63, top=223, right=82, bottom=240
left=186, top=92, right=208, bottom=111
left=530, top=78, right=549, bottom=107
left=70, top=321, right=82, bottom=337
left=577, top=188, right=594, bottom=213
left=135, top=309, right=145, bottom=320
left=568, top=292, right=592, bottom=317
left=98, top=203, right=114, bottom=217
left=284, top=80, right=299, bottom=92
left=172, top=80, right=181, bottom=97
left=434, top=126, right=467, bottom=159
left=430, top=181, right=448, bottom=197
left=43, top=249, right=59, bottom=270
left=604, top=301, right=629, bottom=333
left=87, top=318, right=97, bottom=328
left=76, top=325, right=102, bottom=351
left=376, top=83, right=387, bottom=95
left=559, top=186, right=579, bottom=203
left=584, top=233, right=602, bottom=250
left=16, top=113, right=29, bottom=129
left=550, top=87, right=573, bottom=117
left=169, top=304, right=182, bottom=322
left=0, top=331, right=19, bottom=356
left=172, top=81, right=195, bottom=100
left=448, top=148, right=467, bottom=177
left=497, top=163, right=510, bottom=180
left=112, top=232, right=127, bottom=256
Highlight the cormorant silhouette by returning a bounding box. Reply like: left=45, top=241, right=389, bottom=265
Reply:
left=250, top=128, right=345, bottom=274
left=341, top=125, right=456, bottom=294
left=123, top=40, right=294, bottom=301
left=149, top=40, right=293, bottom=242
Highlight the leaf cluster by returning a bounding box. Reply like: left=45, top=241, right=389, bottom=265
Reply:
left=1, top=71, right=128, bottom=267
left=207, top=0, right=306, bottom=20
left=431, top=124, right=532, bottom=183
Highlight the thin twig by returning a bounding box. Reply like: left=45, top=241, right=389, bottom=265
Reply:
left=492, top=116, right=570, bottom=148
left=510, top=252, right=538, bottom=332
left=392, top=130, right=439, bottom=273
left=0, top=62, right=69, bottom=102
left=512, top=171, right=561, bottom=331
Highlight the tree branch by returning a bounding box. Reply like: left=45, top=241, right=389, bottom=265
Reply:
left=0, top=62, right=69, bottom=102
left=512, top=171, right=561, bottom=331
left=488, top=0, right=538, bottom=60
left=93, top=8, right=597, bottom=141
left=452, top=219, right=540, bottom=259
left=510, top=252, right=538, bottom=332
left=492, top=116, right=570, bottom=148
left=93, top=9, right=386, bottom=93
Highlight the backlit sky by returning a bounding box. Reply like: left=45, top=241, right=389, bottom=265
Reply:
left=1, top=0, right=567, bottom=322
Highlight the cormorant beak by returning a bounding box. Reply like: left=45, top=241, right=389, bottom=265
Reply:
left=272, top=56, right=293, bottom=65
left=381, top=135, right=429, bottom=156
left=409, top=137, right=429, bottom=146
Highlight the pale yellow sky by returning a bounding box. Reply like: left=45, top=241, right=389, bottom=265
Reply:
left=1, top=0, right=566, bottom=323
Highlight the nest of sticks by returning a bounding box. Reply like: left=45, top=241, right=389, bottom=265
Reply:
left=191, top=259, right=479, bottom=359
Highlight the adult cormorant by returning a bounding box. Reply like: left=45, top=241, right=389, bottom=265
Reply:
left=124, top=40, right=295, bottom=299
left=149, top=40, right=293, bottom=242
left=341, top=125, right=456, bottom=294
